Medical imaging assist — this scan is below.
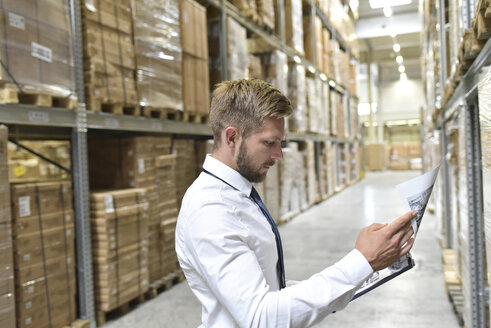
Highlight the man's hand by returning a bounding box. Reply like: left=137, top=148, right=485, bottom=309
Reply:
left=355, top=210, right=417, bottom=272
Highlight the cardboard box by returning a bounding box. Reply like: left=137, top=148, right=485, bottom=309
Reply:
left=183, top=54, right=210, bottom=113
left=180, top=0, right=208, bottom=59
left=0, top=0, right=75, bottom=97
left=364, top=144, right=387, bottom=171
left=284, top=0, right=304, bottom=54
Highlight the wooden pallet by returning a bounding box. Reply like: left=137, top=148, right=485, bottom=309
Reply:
left=87, top=97, right=139, bottom=116
left=140, top=107, right=182, bottom=120
left=96, top=293, right=147, bottom=326
left=146, top=269, right=185, bottom=299
left=182, top=111, right=209, bottom=124
left=62, top=319, right=91, bottom=328
left=0, top=83, right=77, bottom=109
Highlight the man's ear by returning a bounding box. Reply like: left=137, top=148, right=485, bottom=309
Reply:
left=224, top=127, right=240, bottom=147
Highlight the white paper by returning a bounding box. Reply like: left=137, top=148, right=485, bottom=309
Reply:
left=18, top=196, right=31, bottom=217
left=396, top=165, right=440, bottom=236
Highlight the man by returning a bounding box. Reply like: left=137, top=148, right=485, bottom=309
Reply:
left=175, top=79, right=415, bottom=327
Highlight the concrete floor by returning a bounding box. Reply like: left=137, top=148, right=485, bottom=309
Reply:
left=103, top=171, right=460, bottom=328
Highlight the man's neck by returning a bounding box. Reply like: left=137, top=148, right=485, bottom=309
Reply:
left=210, top=150, right=238, bottom=172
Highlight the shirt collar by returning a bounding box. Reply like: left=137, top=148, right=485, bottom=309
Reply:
left=202, top=154, right=253, bottom=196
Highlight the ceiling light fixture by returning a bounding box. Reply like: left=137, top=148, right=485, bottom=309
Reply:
left=396, top=55, right=403, bottom=64
left=383, top=6, right=393, bottom=17
left=398, top=65, right=406, bottom=73
left=400, top=72, right=407, bottom=80
left=369, top=0, right=411, bottom=8
left=390, top=31, right=397, bottom=38
left=393, top=43, right=401, bottom=52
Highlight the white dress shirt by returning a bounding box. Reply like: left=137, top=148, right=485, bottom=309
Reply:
left=175, top=155, right=373, bottom=328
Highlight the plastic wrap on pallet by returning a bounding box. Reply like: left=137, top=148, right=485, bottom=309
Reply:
left=0, top=0, right=75, bottom=98
left=306, top=77, right=319, bottom=133
left=133, top=0, right=183, bottom=111
left=279, top=143, right=307, bottom=221
left=256, top=0, right=274, bottom=30
left=284, top=0, right=304, bottom=55
left=0, top=126, right=15, bottom=328
left=320, top=82, right=330, bottom=135
left=287, top=63, right=307, bottom=133
left=479, top=68, right=491, bottom=312
left=82, top=0, right=138, bottom=111
left=10, top=181, right=77, bottom=327
left=262, top=50, right=288, bottom=96
left=457, top=107, right=471, bottom=328
left=90, top=189, right=149, bottom=312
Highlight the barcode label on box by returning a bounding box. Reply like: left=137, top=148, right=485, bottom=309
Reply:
left=138, top=158, right=145, bottom=174
left=104, top=195, right=114, bottom=213
left=31, top=42, right=52, bottom=63
left=9, top=12, right=25, bottom=30
left=19, top=196, right=31, bottom=217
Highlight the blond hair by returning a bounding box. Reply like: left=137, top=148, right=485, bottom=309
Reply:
left=209, top=79, right=292, bottom=146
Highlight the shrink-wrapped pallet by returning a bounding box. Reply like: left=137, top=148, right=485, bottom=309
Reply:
left=0, top=126, right=15, bottom=328
left=319, top=81, right=330, bottom=135
left=0, top=0, right=75, bottom=102
left=306, top=77, right=319, bottom=133
left=256, top=0, right=275, bottom=30
left=479, top=68, right=491, bottom=318
left=82, top=0, right=138, bottom=112
left=288, top=63, right=307, bottom=133
left=284, top=0, right=303, bottom=54
left=173, top=139, right=199, bottom=207
left=11, top=181, right=76, bottom=328
left=90, top=189, right=149, bottom=312
left=133, top=0, right=182, bottom=111
left=209, top=17, right=248, bottom=86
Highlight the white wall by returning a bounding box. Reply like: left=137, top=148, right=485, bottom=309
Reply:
left=377, top=78, right=423, bottom=121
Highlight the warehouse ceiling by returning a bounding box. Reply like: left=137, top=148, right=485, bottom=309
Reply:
left=356, top=0, right=421, bottom=80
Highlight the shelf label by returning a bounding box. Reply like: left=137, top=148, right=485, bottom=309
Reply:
left=104, top=195, right=114, bottom=213
left=9, top=12, right=25, bottom=30
left=151, top=122, right=163, bottom=131
left=28, top=111, right=49, bottom=123
left=18, top=196, right=31, bottom=217
left=105, top=117, right=119, bottom=128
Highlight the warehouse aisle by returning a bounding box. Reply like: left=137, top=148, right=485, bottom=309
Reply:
left=103, top=171, right=460, bottom=328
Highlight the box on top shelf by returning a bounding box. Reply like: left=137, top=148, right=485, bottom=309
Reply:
left=229, top=0, right=275, bottom=30
left=10, top=180, right=77, bottom=328
left=82, top=0, right=138, bottom=112
left=0, top=125, right=15, bottom=328
left=0, top=0, right=75, bottom=101
left=133, top=0, right=183, bottom=111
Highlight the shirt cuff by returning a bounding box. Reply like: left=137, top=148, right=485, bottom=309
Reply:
left=334, top=249, right=373, bottom=285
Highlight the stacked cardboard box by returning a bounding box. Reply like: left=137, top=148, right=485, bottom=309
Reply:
left=306, top=77, right=319, bottom=133
left=303, top=16, right=323, bottom=71
left=302, top=141, right=317, bottom=206
left=326, top=141, right=336, bottom=196
left=173, top=139, right=199, bottom=207
left=155, top=154, right=179, bottom=278
left=0, top=126, right=15, bottom=328
left=256, top=0, right=275, bottom=30
left=133, top=0, right=183, bottom=111
left=180, top=0, right=210, bottom=114
left=8, top=141, right=71, bottom=183
left=330, top=90, right=343, bottom=137
left=283, top=0, right=304, bottom=54
left=319, top=81, right=330, bottom=134
left=322, top=28, right=334, bottom=79
left=0, top=0, right=75, bottom=100
left=288, top=63, right=307, bottom=133
left=11, top=181, right=76, bottom=328
left=364, top=144, right=387, bottom=171
left=248, top=55, right=264, bottom=80
left=262, top=50, right=288, bottom=96
left=90, top=189, right=149, bottom=312
left=279, top=143, right=307, bottom=221
left=317, top=143, right=328, bottom=200
left=209, top=17, right=248, bottom=87
left=82, top=0, right=138, bottom=112
left=88, top=136, right=173, bottom=284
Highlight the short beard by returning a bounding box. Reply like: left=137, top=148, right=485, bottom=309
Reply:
left=236, top=141, right=273, bottom=183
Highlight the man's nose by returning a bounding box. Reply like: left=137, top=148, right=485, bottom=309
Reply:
left=272, top=144, right=283, bottom=160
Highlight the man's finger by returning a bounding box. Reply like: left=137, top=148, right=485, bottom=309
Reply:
left=399, top=237, right=415, bottom=256
left=389, top=210, right=417, bottom=232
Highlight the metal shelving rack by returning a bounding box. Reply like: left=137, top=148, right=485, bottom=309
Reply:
left=0, top=1, right=362, bottom=327
left=428, top=0, right=491, bottom=326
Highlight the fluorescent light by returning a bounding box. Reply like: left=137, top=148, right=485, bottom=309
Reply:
left=308, top=65, right=316, bottom=74
left=383, top=6, right=392, bottom=17
left=393, top=43, right=401, bottom=52
left=358, top=103, right=371, bottom=116
left=390, top=31, right=397, bottom=38
left=398, top=65, right=405, bottom=73
left=369, top=0, right=411, bottom=8
left=329, top=80, right=336, bottom=87
left=396, top=55, right=403, bottom=64
left=400, top=72, right=407, bottom=80
left=293, top=55, right=301, bottom=64
left=320, top=73, right=327, bottom=81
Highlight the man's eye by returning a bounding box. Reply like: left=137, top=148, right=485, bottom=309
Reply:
left=264, top=141, right=275, bottom=146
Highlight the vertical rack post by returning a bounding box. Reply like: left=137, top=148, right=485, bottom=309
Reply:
left=69, top=0, right=96, bottom=326
left=219, top=0, right=229, bottom=81
left=465, top=100, right=486, bottom=328
left=441, top=119, right=453, bottom=249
